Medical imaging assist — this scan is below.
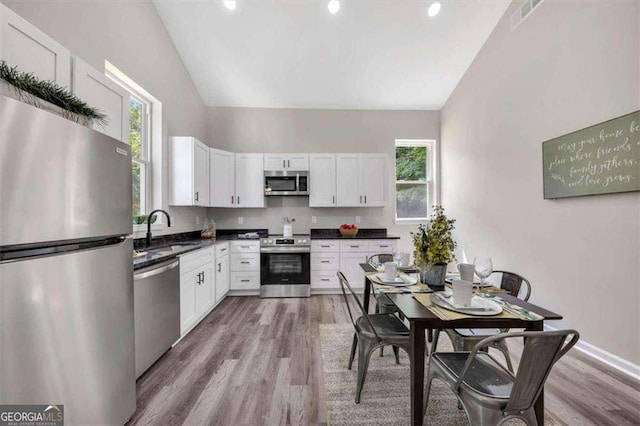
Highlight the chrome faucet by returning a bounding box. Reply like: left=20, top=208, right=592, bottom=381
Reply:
left=146, top=209, right=171, bottom=247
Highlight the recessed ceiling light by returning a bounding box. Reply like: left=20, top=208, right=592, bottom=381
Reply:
left=223, top=0, right=236, bottom=11
left=328, top=0, right=340, bottom=14
left=428, top=1, right=441, bottom=17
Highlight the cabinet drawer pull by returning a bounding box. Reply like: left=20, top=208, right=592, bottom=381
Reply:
left=240, top=261, right=251, bottom=264
left=241, top=279, right=250, bottom=282
left=320, top=245, right=331, bottom=248
left=350, top=245, right=360, bottom=248
left=240, top=245, right=250, bottom=249
left=379, top=245, right=389, bottom=248
left=220, top=247, right=227, bottom=252
left=320, top=278, right=331, bottom=282
left=320, top=260, right=331, bottom=263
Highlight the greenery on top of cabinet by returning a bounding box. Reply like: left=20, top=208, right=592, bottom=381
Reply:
left=0, top=60, right=107, bottom=125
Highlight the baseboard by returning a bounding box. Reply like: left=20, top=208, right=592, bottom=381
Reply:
left=543, top=324, right=640, bottom=380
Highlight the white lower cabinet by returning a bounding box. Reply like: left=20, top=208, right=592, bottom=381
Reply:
left=215, top=248, right=230, bottom=301
left=179, top=243, right=232, bottom=338
left=311, top=239, right=398, bottom=292
left=230, top=241, right=261, bottom=291
left=179, top=247, right=214, bottom=335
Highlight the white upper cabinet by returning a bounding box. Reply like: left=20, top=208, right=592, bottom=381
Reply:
left=336, top=154, right=362, bottom=207
left=170, top=137, right=210, bottom=206
left=0, top=4, right=71, bottom=88
left=71, top=57, right=129, bottom=142
left=336, top=154, right=386, bottom=207
left=209, top=148, right=235, bottom=208
left=360, top=154, right=386, bottom=207
left=264, top=153, right=309, bottom=171
left=309, top=154, right=336, bottom=207
left=235, top=153, right=265, bottom=208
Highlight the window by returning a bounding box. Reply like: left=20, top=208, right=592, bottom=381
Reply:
left=129, top=95, right=150, bottom=217
left=105, top=61, right=162, bottom=226
left=395, top=140, right=437, bottom=223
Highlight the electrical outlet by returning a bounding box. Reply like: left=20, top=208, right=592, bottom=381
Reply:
left=312, top=216, right=317, bottom=224
left=355, top=216, right=361, bottom=224
left=196, top=216, right=200, bottom=225
left=238, top=216, right=244, bottom=225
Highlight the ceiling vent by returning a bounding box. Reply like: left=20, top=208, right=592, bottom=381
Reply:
left=510, top=0, right=544, bottom=30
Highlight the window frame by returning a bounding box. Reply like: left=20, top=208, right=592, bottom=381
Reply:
left=105, top=61, right=163, bottom=233
left=394, top=139, right=438, bottom=225
left=130, top=93, right=151, bottom=218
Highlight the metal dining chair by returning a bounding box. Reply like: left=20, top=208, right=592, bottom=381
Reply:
left=431, top=270, right=532, bottom=372
left=425, top=329, right=579, bottom=426
left=338, top=271, right=412, bottom=403
left=367, top=254, right=402, bottom=316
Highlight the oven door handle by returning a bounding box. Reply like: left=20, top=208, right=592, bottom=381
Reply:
left=260, top=247, right=311, bottom=254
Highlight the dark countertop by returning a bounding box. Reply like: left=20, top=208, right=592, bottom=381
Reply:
left=310, top=228, right=400, bottom=240
left=133, top=229, right=267, bottom=271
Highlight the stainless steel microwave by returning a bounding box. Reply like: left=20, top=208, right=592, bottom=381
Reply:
left=264, top=171, right=309, bottom=196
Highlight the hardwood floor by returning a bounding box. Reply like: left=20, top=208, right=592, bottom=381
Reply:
left=128, top=296, right=640, bottom=425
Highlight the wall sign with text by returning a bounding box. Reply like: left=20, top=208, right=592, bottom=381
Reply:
left=542, top=111, right=640, bottom=199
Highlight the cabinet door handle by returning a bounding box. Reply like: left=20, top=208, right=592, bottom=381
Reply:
left=364, top=195, right=367, bottom=204
left=217, top=263, right=221, bottom=272
left=231, top=196, right=234, bottom=204
left=359, top=195, right=362, bottom=204
left=333, top=195, right=335, bottom=204
left=237, top=196, right=240, bottom=204
left=288, top=159, right=290, bottom=168
left=195, top=192, right=199, bottom=201
left=283, top=159, right=286, bottom=168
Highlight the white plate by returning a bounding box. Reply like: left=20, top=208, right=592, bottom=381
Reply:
left=431, top=293, right=503, bottom=316
left=371, top=273, right=418, bottom=287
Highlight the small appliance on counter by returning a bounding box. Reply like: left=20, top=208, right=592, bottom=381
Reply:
left=260, top=235, right=310, bottom=298
left=283, top=217, right=296, bottom=237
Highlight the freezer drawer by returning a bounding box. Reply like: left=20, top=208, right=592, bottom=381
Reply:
left=0, top=94, right=132, bottom=247
left=0, top=239, right=135, bottom=425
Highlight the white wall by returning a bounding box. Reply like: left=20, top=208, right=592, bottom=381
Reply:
left=2, top=0, right=211, bottom=236
left=206, top=107, right=440, bottom=253
left=441, top=0, right=640, bottom=364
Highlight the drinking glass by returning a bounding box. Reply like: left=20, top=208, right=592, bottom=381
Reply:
left=473, top=257, right=493, bottom=293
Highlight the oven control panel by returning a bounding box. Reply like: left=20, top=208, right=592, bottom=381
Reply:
left=261, top=236, right=310, bottom=247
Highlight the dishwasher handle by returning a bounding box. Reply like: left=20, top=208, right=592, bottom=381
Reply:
left=134, top=259, right=180, bottom=280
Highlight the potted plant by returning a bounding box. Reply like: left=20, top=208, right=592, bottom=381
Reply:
left=411, top=205, right=457, bottom=288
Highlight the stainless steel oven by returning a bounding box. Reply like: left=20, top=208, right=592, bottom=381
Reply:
left=264, top=171, right=309, bottom=196
left=260, top=236, right=310, bottom=298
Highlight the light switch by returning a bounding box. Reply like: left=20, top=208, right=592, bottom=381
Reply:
left=355, top=216, right=361, bottom=224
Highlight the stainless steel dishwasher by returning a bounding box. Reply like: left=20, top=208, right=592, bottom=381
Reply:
left=134, top=258, right=180, bottom=378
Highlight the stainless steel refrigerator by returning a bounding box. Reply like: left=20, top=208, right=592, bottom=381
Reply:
left=0, top=95, right=136, bottom=425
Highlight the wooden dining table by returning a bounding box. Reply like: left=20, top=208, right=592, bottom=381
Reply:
left=359, top=263, right=563, bottom=426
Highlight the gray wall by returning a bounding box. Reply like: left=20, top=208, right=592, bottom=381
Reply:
left=206, top=107, right=440, bottom=253
left=3, top=0, right=210, bottom=236
left=441, top=0, right=640, bottom=364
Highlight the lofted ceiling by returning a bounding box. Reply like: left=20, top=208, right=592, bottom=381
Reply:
left=153, top=0, right=510, bottom=110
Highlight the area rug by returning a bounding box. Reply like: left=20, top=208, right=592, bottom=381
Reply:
left=319, top=324, right=559, bottom=426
